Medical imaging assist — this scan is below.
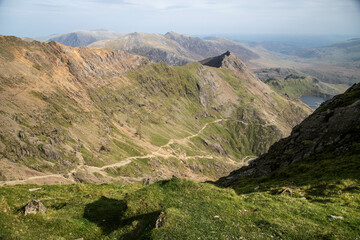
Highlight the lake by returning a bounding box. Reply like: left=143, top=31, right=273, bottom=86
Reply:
left=300, top=96, right=325, bottom=109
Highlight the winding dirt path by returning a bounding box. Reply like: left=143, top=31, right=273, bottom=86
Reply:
left=0, top=118, right=253, bottom=186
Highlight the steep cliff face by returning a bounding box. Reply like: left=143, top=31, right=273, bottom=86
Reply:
left=222, top=83, right=360, bottom=185
left=0, top=36, right=311, bottom=185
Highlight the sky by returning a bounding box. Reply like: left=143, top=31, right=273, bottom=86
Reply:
left=0, top=0, right=360, bottom=38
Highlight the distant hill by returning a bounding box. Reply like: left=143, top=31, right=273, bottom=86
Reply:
left=285, top=38, right=360, bottom=62
left=44, top=30, right=125, bottom=47
left=255, top=68, right=348, bottom=100
left=49, top=31, right=359, bottom=86
left=89, top=32, right=194, bottom=66
left=88, top=31, right=259, bottom=66
left=247, top=38, right=360, bottom=85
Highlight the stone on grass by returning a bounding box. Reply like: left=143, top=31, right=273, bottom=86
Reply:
left=155, top=212, right=166, bottom=228
left=24, top=199, right=46, bottom=216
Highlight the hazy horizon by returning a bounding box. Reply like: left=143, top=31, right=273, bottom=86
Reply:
left=1, top=0, right=360, bottom=39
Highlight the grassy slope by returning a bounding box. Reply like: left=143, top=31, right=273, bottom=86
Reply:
left=0, top=180, right=359, bottom=239
left=1, top=83, right=356, bottom=239
left=0, top=142, right=359, bottom=240
left=267, top=77, right=347, bottom=99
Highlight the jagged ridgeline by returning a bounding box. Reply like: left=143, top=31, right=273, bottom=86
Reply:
left=0, top=36, right=311, bottom=185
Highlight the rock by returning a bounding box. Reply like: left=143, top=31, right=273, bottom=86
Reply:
left=211, top=143, right=225, bottom=155
left=142, top=178, right=151, bottom=185
left=41, top=144, right=61, bottom=159
left=24, top=199, right=46, bottom=215
left=18, top=131, right=26, bottom=140
left=155, top=212, right=166, bottom=228
left=28, top=188, right=42, bottom=192
left=238, top=209, right=258, bottom=215
left=330, top=215, right=344, bottom=220
left=99, top=145, right=111, bottom=152
left=278, top=188, right=293, bottom=195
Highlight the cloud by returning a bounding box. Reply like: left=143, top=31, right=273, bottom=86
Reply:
left=0, top=0, right=359, bottom=37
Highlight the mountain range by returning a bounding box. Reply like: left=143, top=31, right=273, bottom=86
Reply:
left=88, top=31, right=259, bottom=66
left=0, top=36, right=310, bottom=185
left=0, top=27, right=359, bottom=239
left=0, top=54, right=358, bottom=238
left=41, top=30, right=125, bottom=47
left=35, top=30, right=360, bottom=88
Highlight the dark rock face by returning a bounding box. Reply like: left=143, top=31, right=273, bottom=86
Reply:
left=199, top=51, right=246, bottom=72
left=224, top=83, right=360, bottom=182
left=200, top=51, right=231, bottom=68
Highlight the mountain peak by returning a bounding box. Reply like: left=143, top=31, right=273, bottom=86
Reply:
left=199, top=51, right=246, bottom=71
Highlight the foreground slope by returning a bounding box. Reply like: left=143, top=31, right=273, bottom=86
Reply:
left=0, top=36, right=310, bottom=185
left=0, top=85, right=359, bottom=239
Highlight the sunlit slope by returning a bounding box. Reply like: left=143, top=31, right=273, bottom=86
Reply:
left=0, top=36, right=310, bottom=185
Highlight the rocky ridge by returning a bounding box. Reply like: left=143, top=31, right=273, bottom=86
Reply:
left=222, top=83, right=360, bottom=183
left=89, top=32, right=259, bottom=66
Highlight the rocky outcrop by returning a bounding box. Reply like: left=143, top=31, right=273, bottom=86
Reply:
left=200, top=51, right=246, bottom=71
left=223, top=83, right=360, bottom=182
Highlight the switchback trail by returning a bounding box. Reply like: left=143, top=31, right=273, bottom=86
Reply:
left=0, top=118, right=253, bottom=186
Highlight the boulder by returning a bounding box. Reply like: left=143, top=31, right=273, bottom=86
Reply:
left=24, top=199, right=46, bottom=215
left=155, top=212, right=166, bottom=228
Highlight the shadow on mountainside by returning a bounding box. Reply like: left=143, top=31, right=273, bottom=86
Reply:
left=83, top=196, right=160, bottom=239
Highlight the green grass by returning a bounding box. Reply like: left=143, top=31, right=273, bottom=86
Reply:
left=265, top=76, right=347, bottom=99
left=149, top=133, right=169, bottom=147
left=113, top=139, right=143, bottom=157
left=105, top=157, right=153, bottom=177
left=0, top=175, right=359, bottom=240
left=1, top=133, right=360, bottom=239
